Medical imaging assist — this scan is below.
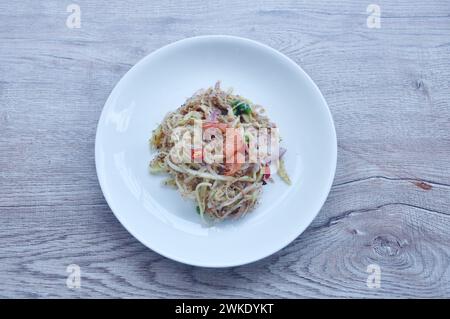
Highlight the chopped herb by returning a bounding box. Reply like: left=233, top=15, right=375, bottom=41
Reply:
left=196, top=206, right=201, bottom=214
left=231, top=99, right=252, bottom=116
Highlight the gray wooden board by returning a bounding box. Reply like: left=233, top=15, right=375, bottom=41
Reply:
left=0, top=0, right=449, bottom=298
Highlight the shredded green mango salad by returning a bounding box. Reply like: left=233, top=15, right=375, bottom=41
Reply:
left=150, top=82, right=290, bottom=220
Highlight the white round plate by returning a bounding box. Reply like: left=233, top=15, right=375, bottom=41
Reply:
left=95, top=35, right=337, bottom=267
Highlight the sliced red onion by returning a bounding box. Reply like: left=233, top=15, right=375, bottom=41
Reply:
left=207, top=109, right=220, bottom=121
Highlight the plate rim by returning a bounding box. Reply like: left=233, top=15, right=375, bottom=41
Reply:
left=95, top=35, right=337, bottom=267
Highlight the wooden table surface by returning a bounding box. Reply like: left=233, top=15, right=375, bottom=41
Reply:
left=1, top=0, right=449, bottom=298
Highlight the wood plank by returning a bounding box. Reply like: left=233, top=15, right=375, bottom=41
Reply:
left=0, top=0, right=449, bottom=297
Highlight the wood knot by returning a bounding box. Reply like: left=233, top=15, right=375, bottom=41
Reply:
left=414, top=79, right=430, bottom=98
left=348, top=228, right=364, bottom=235
left=415, top=79, right=424, bottom=90
left=372, top=235, right=405, bottom=257
left=414, top=181, right=432, bottom=190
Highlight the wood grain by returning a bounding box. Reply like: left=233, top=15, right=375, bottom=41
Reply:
left=0, top=0, right=449, bottom=298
